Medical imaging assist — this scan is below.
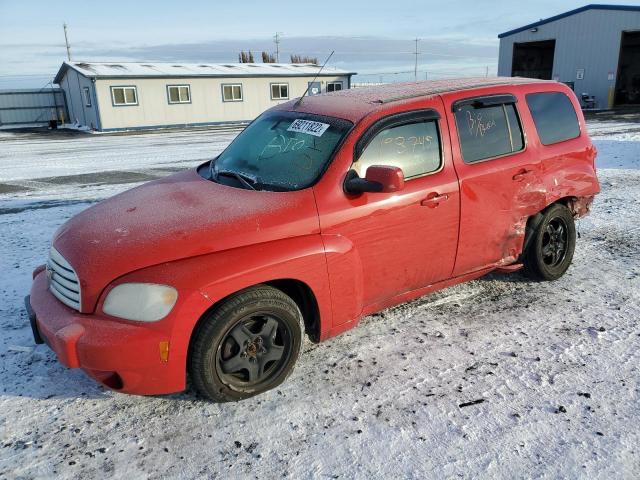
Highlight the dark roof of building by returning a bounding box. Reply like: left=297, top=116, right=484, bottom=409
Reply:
left=498, top=4, right=640, bottom=38
left=277, top=76, right=551, bottom=123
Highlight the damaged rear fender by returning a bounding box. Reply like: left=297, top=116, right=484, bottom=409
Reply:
left=519, top=195, right=594, bottom=261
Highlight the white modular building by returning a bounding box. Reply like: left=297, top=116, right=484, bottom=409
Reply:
left=53, top=62, right=356, bottom=131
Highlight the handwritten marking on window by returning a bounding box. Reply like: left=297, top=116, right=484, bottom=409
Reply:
left=466, top=110, right=496, bottom=137
left=259, top=135, right=306, bottom=159
left=380, top=135, right=433, bottom=154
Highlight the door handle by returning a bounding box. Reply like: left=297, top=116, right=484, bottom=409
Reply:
left=421, top=193, right=449, bottom=208
left=512, top=169, right=532, bottom=182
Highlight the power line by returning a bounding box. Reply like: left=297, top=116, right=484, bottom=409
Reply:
left=0, top=73, right=57, bottom=77
left=353, top=67, right=495, bottom=83
left=275, top=50, right=495, bottom=59
left=356, top=67, right=493, bottom=76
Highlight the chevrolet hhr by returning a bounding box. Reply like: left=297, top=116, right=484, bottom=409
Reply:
left=26, top=78, right=600, bottom=401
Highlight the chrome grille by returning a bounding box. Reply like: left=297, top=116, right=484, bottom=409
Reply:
left=47, top=247, right=81, bottom=311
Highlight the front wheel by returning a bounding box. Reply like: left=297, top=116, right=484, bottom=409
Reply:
left=189, top=285, right=304, bottom=402
left=523, top=203, right=576, bottom=281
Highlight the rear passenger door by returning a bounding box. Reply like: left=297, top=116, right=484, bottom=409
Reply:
left=443, top=93, right=543, bottom=276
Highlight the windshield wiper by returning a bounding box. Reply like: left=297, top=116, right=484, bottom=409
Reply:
left=216, top=169, right=260, bottom=191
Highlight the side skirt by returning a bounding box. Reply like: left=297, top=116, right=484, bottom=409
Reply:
left=324, top=267, right=495, bottom=340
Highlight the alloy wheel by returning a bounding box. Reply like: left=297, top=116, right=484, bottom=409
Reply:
left=541, top=217, right=569, bottom=267
left=216, top=313, right=292, bottom=389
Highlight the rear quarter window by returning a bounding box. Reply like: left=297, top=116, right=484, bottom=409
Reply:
left=526, top=92, right=580, bottom=145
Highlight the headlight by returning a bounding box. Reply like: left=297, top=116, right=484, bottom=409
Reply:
left=103, top=283, right=178, bottom=322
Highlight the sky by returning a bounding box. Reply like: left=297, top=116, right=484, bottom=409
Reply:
left=1, top=0, right=639, bottom=88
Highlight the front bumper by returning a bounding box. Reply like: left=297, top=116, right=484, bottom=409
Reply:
left=27, top=271, right=186, bottom=395
left=25, top=295, right=44, bottom=344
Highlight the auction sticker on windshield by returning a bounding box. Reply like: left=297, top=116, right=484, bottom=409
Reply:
left=287, top=119, right=330, bottom=137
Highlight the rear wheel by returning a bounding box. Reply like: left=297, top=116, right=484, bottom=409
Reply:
left=523, top=203, right=576, bottom=281
left=189, top=285, right=304, bottom=402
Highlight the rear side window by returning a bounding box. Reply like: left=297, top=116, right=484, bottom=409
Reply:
left=526, top=92, right=580, bottom=145
left=454, top=102, right=524, bottom=163
left=354, top=120, right=441, bottom=179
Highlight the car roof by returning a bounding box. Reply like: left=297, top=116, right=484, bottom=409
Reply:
left=278, top=76, right=554, bottom=123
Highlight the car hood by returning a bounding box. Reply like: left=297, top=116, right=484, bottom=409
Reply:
left=52, top=169, right=320, bottom=312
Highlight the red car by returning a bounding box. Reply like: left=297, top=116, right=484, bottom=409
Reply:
left=26, top=78, right=599, bottom=401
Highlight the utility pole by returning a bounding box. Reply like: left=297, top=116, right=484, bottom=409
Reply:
left=413, top=38, right=420, bottom=81
left=63, top=23, right=72, bottom=61
left=274, top=32, right=283, bottom=63
left=413, top=38, right=420, bottom=82
left=485, top=66, right=489, bottom=77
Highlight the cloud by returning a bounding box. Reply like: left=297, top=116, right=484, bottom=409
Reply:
left=0, top=35, right=498, bottom=83
left=76, top=35, right=496, bottom=60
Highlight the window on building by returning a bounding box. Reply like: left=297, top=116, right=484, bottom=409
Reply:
left=526, top=92, right=580, bottom=145
left=271, top=83, right=289, bottom=100
left=82, top=87, right=92, bottom=107
left=111, top=86, right=138, bottom=106
left=454, top=99, right=524, bottom=163
left=167, top=85, right=191, bottom=104
left=307, top=81, right=321, bottom=95
left=222, top=84, right=243, bottom=102
left=327, top=81, right=343, bottom=93
left=353, top=120, right=442, bottom=179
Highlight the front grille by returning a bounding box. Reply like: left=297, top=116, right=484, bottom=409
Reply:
left=47, top=247, right=81, bottom=311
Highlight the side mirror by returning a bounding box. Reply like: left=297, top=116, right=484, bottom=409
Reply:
left=344, top=165, right=405, bottom=195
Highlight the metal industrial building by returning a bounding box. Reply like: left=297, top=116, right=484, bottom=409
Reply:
left=0, top=88, right=67, bottom=127
left=498, top=4, right=640, bottom=109
left=53, top=62, right=355, bottom=131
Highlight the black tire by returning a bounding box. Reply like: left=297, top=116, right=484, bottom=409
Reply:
left=188, top=285, right=304, bottom=402
left=523, top=203, right=576, bottom=281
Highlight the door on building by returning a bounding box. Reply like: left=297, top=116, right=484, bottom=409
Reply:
left=614, top=31, right=640, bottom=106
left=511, top=40, right=556, bottom=80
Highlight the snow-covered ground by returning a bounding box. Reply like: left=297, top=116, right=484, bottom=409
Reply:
left=1, top=120, right=639, bottom=479
left=0, top=127, right=240, bottom=182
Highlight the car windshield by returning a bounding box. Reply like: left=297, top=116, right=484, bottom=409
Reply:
left=211, top=111, right=353, bottom=191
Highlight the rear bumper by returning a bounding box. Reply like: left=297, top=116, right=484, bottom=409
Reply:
left=27, top=272, right=186, bottom=395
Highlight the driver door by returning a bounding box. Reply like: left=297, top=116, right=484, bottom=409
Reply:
left=314, top=102, right=460, bottom=323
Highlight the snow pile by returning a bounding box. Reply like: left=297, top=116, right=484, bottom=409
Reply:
left=60, top=123, right=94, bottom=133
left=0, top=121, right=639, bottom=478
left=587, top=119, right=640, bottom=141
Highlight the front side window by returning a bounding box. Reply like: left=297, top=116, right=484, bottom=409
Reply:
left=111, top=86, right=138, bottom=106
left=271, top=83, right=289, bottom=100
left=222, top=84, right=243, bottom=102
left=82, top=86, right=92, bottom=107
left=327, top=81, right=343, bottom=93
left=167, top=85, right=191, bottom=104
left=212, top=111, right=352, bottom=191
left=526, top=92, right=580, bottom=145
left=353, top=120, right=441, bottom=179
left=454, top=100, right=524, bottom=163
